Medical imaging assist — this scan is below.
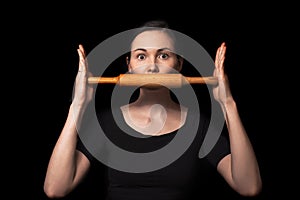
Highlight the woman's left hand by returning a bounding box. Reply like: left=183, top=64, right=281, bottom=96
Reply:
left=213, top=42, right=233, bottom=105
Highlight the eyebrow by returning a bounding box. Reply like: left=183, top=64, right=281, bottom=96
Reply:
left=133, top=47, right=174, bottom=53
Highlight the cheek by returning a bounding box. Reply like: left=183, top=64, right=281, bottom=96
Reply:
left=131, top=68, right=146, bottom=73
left=128, top=59, right=149, bottom=72
left=159, top=67, right=178, bottom=73
left=161, top=60, right=181, bottom=72
left=128, top=64, right=147, bottom=73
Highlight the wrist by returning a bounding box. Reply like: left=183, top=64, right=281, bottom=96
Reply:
left=223, top=98, right=236, bottom=111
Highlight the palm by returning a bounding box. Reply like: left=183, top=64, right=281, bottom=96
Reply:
left=73, top=44, right=95, bottom=108
left=212, top=42, right=232, bottom=105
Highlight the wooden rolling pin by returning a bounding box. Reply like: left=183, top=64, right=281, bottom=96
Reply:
left=88, top=74, right=217, bottom=88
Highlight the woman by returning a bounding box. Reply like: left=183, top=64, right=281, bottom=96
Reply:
left=44, top=20, right=262, bottom=199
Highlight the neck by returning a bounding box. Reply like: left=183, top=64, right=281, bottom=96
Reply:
left=133, top=86, right=174, bottom=108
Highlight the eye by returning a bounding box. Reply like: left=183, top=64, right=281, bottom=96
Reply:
left=158, top=53, right=169, bottom=60
left=137, top=54, right=146, bottom=60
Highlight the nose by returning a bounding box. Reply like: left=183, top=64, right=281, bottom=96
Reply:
left=146, top=64, right=159, bottom=73
left=146, top=56, right=159, bottom=73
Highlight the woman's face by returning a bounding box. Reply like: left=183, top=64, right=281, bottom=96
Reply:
left=128, top=30, right=182, bottom=74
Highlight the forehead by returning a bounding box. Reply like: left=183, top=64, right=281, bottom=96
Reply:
left=131, top=30, right=175, bottom=51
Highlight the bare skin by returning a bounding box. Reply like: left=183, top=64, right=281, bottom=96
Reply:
left=121, top=30, right=186, bottom=135
left=213, top=42, right=262, bottom=195
left=44, top=30, right=262, bottom=198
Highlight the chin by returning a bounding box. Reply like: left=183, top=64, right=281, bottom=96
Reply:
left=141, top=84, right=166, bottom=90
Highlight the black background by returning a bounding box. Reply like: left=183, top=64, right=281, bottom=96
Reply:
left=7, top=2, right=296, bottom=200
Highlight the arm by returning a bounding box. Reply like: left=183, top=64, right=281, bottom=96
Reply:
left=44, top=45, right=95, bottom=198
left=213, top=42, right=262, bottom=196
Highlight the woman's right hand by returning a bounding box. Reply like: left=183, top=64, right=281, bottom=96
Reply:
left=72, top=44, right=95, bottom=110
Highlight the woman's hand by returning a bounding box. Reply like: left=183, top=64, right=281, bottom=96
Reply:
left=72, top=44, right=95, bottom=109
left=213, top=42, right=233, bottom=106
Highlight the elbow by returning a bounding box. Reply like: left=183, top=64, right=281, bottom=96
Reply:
left=44, top=183, right=70, bottom=199
left=240, top=186, right=262, bottom=197
left=238, top=180, right=263, bottom=197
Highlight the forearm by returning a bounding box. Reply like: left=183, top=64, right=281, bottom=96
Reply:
left=44, top=104, right=87, bottom=197
left=222, top=100, right=262, bottom=195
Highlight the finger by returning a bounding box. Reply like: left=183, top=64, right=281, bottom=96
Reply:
left=78, top=44, right=86, bottom=58
left=79, top=44, right=89, bottom=71
left=77, top=49, right=86, bottom=72
left=218, top=59, right=225, bottom=74
left=215, top=47, right=222, bottom=69
left=218, top=42, right=226, bottom=70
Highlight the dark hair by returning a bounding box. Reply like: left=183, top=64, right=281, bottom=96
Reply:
left=131, top=20, right=174, bottom=42
left=140, top=20, right=170, bottom=29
